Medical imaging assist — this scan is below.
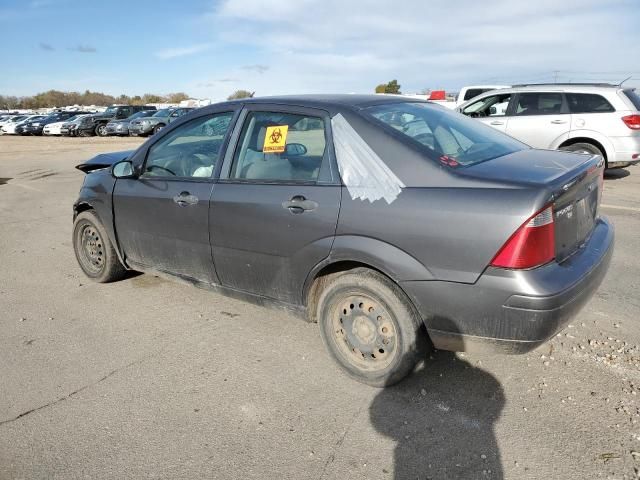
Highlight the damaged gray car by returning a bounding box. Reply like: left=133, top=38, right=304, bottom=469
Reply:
left=73, top=95, right=613, bottom=386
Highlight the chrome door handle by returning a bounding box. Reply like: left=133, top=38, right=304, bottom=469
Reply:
left=490, top=121, right=504, bottom=126
left=173, top=191, right=199, bottom=206
left=282, top=195, right=318, bottom=213
left=551, top=119, right=567, bottom=124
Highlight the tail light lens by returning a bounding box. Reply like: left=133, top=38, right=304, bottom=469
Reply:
left=622, top=115, right=640, bottom=130
left=491, top=206, right=555, bottom=269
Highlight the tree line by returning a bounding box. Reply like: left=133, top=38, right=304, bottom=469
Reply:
left=0, top=90, right=191, bottom=109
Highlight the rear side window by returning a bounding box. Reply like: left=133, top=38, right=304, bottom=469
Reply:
left=566, top=93, right=614, bottom=113
left=514, top=93, right=563, bottom=116
left=366, top=102, right=525, bottom=167
left=230, top=111, right=327, bottom=182
left=623, top=89, right=640, bottom=110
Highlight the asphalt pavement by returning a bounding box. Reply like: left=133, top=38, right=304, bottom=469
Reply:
left=1, top=135, right=639, bottom=480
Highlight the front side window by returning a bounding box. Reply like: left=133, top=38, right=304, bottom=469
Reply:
left=142, top=112, right=234, bottom=178
left=514, top=92, right=563, bottom=116
left=462, top=93, right=513, bottom=118
left=230, top=111, right=326, bottom=182
left=566, top=93, right=614, bottom=113
left=367, top=102, right=526, bottom=167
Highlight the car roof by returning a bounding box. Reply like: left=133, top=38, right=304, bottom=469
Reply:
left=225, top=94, right=430, bottom=111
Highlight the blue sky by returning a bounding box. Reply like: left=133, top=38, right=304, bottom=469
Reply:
left=1, top=0, right=639, bottom=101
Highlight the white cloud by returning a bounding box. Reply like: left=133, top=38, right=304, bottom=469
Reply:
left=155, top=43, right=213, bottom=60
left=203, top=0, right=640, bottom=95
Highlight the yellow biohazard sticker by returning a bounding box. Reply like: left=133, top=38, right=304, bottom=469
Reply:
left=263, top=125, right=289, bottom=153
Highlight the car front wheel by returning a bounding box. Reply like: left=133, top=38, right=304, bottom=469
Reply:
left=95, top=124, right=108, bottom=137
left=73, top=211, right=127, bottom=283
left=316, top=268, right=428, bottom=387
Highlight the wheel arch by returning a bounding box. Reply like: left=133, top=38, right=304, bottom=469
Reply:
left=303, top=236, right=434, bottom=323
left=558, top=133, right=612, bottom=161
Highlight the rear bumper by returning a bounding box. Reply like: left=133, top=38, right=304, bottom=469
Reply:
left=609, top=135, right=640, bottom=167
left=402, top=217, right=614, bottom=354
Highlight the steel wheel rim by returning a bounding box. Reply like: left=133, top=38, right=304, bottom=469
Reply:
left=78, top=223, right=105, bottom=275
left=330, top=294, right=398, bottom=371
left=98, top=125, right=107, bottom=136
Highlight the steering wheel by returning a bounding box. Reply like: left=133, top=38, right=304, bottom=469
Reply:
left=146, top=165, right=177, bottom=176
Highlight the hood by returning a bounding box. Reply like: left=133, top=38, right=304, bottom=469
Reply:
left=133, top=116, right=165, bottom=123
left=75, top=149, right=135, bottom=173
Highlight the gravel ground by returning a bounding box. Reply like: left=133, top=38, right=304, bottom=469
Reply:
left=0, top=135, right=639, bottom=480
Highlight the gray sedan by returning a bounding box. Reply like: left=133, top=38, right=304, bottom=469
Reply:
left=105, top=110, right=157, bottom=136
left=72, top=95, right=613, bottom=386
left=128, top=107, right=193, bottom=136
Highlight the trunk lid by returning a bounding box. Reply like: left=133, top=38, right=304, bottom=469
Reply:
left=460, top=148, right=604, bottom=263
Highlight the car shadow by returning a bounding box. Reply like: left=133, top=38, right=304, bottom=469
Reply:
left=604, top=168, right=630, bottom=180
left=369, top=350, right=504, bottom=479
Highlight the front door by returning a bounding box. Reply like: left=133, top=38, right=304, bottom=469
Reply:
left=505, top=92, right=571, bottom=148
left=210, top=106, right=341, bottom=304
left=460, top=92, right=514, bottom=134
left=113, top=110, right=237, bottom=283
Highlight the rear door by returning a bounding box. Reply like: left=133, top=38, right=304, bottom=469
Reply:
left=113, top=109, right=238, bottom=283
left=210, top=105, right=341, bottom=304
left=505, top=92, right=571, bottom=148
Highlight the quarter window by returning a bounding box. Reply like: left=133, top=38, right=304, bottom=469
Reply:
left=142, top=112, right=234, bottom=178
left=514, top=93, right=563, bottom=116
left=230, top=111, right=326, bottom=182
left=566, top=93, right=614, bottom=113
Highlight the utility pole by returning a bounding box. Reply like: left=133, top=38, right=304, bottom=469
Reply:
left=553, top=70, right=559, bottom=83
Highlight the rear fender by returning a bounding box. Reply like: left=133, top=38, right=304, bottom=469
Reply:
left=302, top=235, right=434, bottom=304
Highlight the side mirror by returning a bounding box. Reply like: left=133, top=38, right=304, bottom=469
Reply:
left=112, top=160, right=136, bottom=178
left=284, top=143, right=307, bottom=157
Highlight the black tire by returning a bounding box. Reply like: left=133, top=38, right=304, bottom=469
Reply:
left=560, top=142, right=608, bottom=168
left=94, top=124, right=108, bottom=137
left=73, top=211, right=127, bottom=283
left=153, top=124, right=164, bottom=135
left=316, top=268, right=429, bottom=387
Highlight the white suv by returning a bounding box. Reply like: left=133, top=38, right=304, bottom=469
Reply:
left=458, top=84, right=640, bottom=169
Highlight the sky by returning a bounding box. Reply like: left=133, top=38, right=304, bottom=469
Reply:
left=0, top=0, right=639, bottom=101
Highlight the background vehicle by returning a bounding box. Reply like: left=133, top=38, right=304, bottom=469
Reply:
left=2, top=115, right=45, bottom=134
left=128, top=108, right=194, bottom=136
left=60, top=114, right=93, bottom=136
left=77, top=105, right=157, bottom=137
left=20, top=111, right=86, bottom=136
left=43, top=114, right=86, bottom=135
left=72, top=95, right=612, bottom=387
left=106, top=110, right=156, bottom=136
left=458, top=83, right=640, bottom=168
left=0, top=115, right=29, bottom=133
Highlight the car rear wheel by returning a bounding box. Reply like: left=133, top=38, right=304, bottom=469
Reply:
left=73, top=211, right=127, bottom=283
left=560, top=142, right=607, bottom=168
left=316, top=268, right=428, bottom=387
left=95, top=124, right=108, bottom=137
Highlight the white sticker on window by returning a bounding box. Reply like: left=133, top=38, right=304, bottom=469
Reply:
left=331, top=113, right=405, bottom=204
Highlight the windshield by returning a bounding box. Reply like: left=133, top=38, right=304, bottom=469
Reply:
left=365, top=102, right=526, bottom=167
left=152, top=109, right=172, bottom=117
left=104, top=106, right=118, bottom=115
left=128, top=110, right=152, bottom=120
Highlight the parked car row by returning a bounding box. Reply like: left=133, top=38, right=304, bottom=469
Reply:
left=0, top=105, right=195, bottom=137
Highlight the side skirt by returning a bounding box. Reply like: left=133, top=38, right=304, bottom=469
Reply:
left=127, top=262, right=308, bottom=320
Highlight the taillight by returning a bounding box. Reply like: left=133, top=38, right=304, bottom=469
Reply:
left=490, top=206, right=555, bottom=269
left=622, top=114, right=640, bottom=130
